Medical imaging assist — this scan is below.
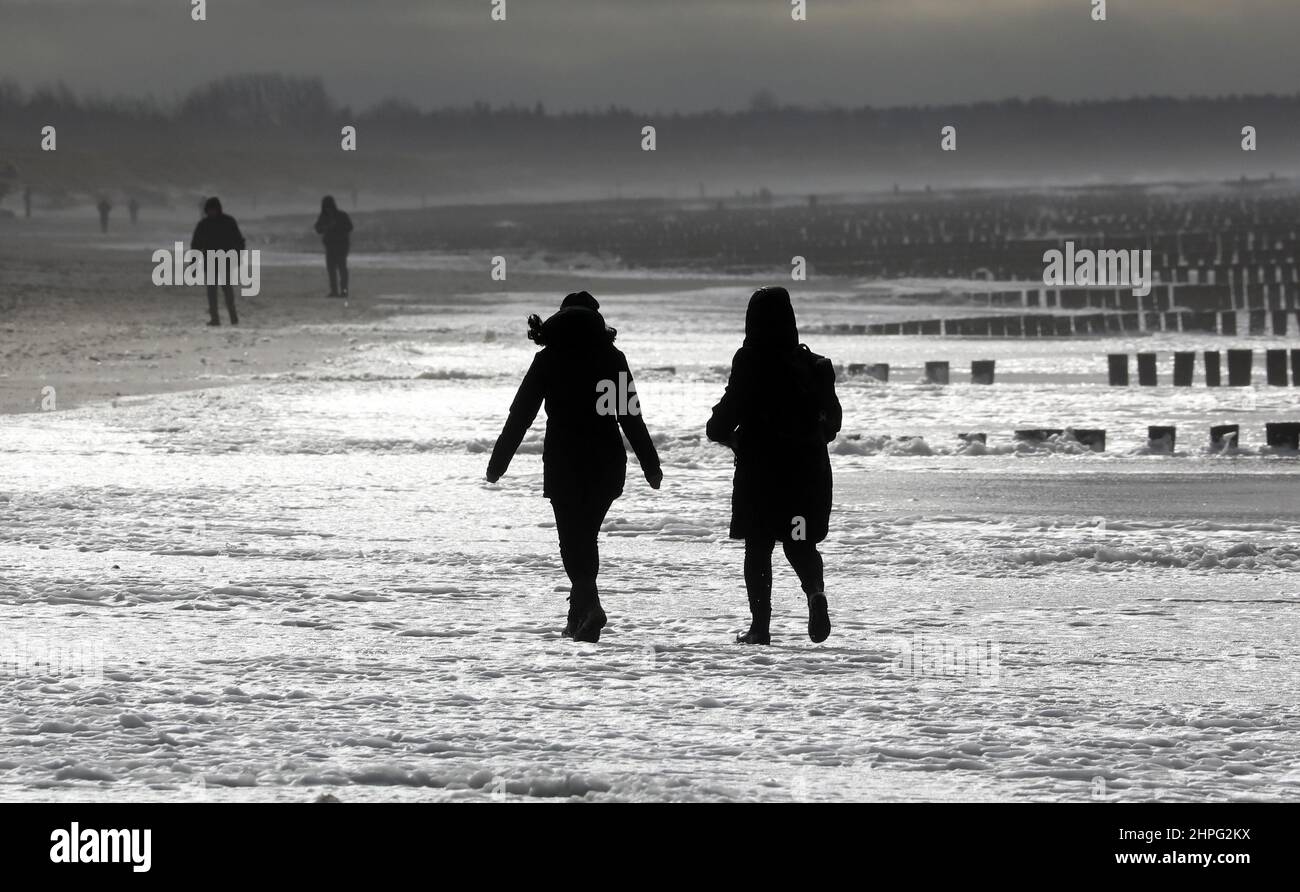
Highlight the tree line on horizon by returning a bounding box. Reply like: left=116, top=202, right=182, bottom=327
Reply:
left=4, top=72, right=1300, bottom=128
left=2, top=74, right=1297, bottom=210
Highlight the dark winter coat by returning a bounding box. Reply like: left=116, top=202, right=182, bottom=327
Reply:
left=191, top=213, right=246, bottom=253
left=488, top=307, right=661, bottom=504
left=706, top=288, right=841, bottom=542
left=314, top=198, right=352, bottom=250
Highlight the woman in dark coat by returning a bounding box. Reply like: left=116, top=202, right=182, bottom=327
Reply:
left=707, top=287, right=841, bottom=645
left=314, top=195, right=353, bottom=297
left=487, top=292, right=663, bottom=642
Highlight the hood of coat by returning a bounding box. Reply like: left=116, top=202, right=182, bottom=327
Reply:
left=743, top=286, right=799, bottom=351
left=560, top=290, right=600, bottom=312
left=532, top=306, right=616, bottom=349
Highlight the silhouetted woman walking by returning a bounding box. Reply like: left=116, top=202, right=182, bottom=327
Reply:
left=707, top=287, right=841, bottom=644
left=487, top=292, right=662, bottom=642
left=314, top=195, right=352, bottom=297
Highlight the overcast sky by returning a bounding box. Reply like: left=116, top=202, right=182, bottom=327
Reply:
left=3, top=0, right=1299, bottom=111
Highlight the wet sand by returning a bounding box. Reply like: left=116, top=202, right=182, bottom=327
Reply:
left=0, top=219, right=739, bottom=415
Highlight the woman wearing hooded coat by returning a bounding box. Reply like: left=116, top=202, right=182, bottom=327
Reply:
left=707, top=287, right=841, bottom=644
left=486, top=292, right=663, bottom=642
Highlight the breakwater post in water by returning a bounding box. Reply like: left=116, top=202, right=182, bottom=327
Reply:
left=1137, top=353, right=1158, bottom=386
left=1266, top=350, right=1289, bottom=386
left=1147, top=426, right=1176, bottom=453
left=1265, top=423, right=1300, bottom=451
left=1210, top=424, right=1240, bottom=450
left=1227, top=349, right=1253, bottom=387
left=1108, top=354, right=1129, bottom=386
left=924, top=361, right=950, bottom=385
left=1068, top=429, right=1107, bottom=452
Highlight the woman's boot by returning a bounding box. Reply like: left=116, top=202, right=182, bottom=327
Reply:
left=562, top=592, right=582, bottom=639
left=570, top=582, right=606, bottom=643
left=739, top=542, right=773, bottom=644
left=807, top=591, right=831, bottom=643
left=736, top=595, right=771, bottom=645
left=573, top=596, right=606, bottom=643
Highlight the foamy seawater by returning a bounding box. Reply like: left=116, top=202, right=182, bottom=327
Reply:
left=1, top=282, right=1298, bottom=801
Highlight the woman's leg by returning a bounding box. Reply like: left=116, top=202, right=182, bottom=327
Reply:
left=552, top=496, right=612, bottom=641
left=552, top=498, right=595, bottom=601
left=781, top=540, right=824, bottom=595
left=585, top=496, right=611, bottom=591
left=739, top=537, right=776, bottom=643
left=338, top=249, right=349, bottom=294
left=783, top=540, right=830, bottom=643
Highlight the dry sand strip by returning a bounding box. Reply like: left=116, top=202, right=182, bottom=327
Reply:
left=0, top=221, right=730, bottom=416
left=1, top=221, right=403, bottom=414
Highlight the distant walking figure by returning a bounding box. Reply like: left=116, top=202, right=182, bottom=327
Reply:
left=314, top=195, right=352, bottom=297
left=486, top=292, right=663, bottom=642
left=191, top=197, right=245, bottom=326
left=707, top=286, right=841, bottom=644
left=128, top=198, right=140, bottom=225
left=96, top=198, right=112, bottom=233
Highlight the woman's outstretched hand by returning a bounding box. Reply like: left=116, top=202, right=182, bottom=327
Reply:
left=646, top=470, right=663, bottom=490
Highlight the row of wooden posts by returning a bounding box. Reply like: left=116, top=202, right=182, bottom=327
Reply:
left=955, top=424, right=1300, bottom=452
left=846, top=361, right=996, bottom=385
left=844, top=349, right=1300, bottom=387
left=856, top=309, right=1297, bottom=338
left=860, top=270, right=1300, bottom=314
left=1108, top=349, right=1300, bottom=387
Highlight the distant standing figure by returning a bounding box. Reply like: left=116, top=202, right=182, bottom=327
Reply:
left=23, top=186, right=31, bottom=219
left=707, top=286, right=841, bottom=645
left=191, top=196, right=245, bottom=327
left=128, top=198, right=139, bottom=225
left=486, top=292, right=663, bottom=642
left=314, top=195, right=352, bottom=297
left=96, top=198, right=112, bottom=233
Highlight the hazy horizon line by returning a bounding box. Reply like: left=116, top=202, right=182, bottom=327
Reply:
left=6, top=74, right=1300, bottom=117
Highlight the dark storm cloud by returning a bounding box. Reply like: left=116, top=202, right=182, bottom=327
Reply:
left=2, top=0, right=1299, bottom=110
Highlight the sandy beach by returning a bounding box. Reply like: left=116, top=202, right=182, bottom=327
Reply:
left=2, top=217, right=740, bottom=415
